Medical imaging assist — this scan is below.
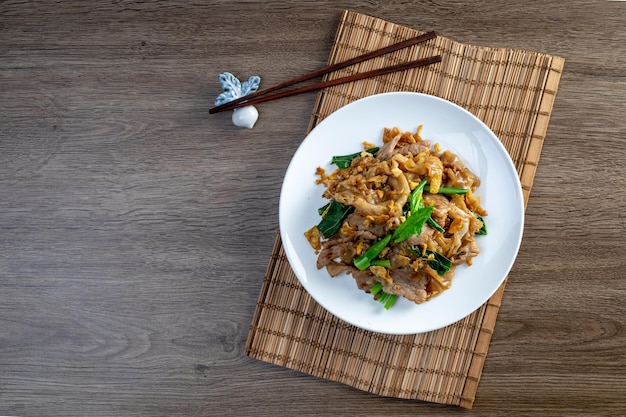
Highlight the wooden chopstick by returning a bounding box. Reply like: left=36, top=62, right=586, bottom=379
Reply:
left=209, top=31, right=437, bottom=114
left=211, top=55, right=442, bottom=113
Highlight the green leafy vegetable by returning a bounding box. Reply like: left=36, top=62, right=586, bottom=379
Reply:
left=476, top=213, right=488, bottom=235
left=424, top=250, right=452, bottom=275
left=316, top=200, right=353, bottom=238
left=409, top=179, right=447, bottom=234
left=331, top=147, right=379, bottom=169
left=391, top=205, right=434, bottom=244
left=317, top=202, right=329, bottom=216
left=424, top=185, right=468, bottom=195
left=409, top=178, right=428, bottom=213
left=409, top=247, right=452, bottom=276
left=353, top=235, right=392, bottom=270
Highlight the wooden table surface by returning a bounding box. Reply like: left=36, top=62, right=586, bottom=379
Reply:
left=1, top=1, right=624, bottom=416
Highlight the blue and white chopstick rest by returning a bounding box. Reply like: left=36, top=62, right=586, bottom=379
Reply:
left=214, top=72, right=261, bottom=128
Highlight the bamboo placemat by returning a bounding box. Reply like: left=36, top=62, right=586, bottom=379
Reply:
left=244, top=10, right=563, bottom=409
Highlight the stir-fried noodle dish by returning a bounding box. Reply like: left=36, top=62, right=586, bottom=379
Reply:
left=305, top=125, right=488, bottom=309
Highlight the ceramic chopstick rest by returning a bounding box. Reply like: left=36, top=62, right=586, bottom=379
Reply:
left=214, top=72, right=260, bottom=128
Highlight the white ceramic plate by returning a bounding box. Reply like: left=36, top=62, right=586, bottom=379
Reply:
left=279, top=92, right=524, bottom=335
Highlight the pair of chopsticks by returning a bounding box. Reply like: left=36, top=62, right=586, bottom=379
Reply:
left=209, top=31, right=440, bottom=114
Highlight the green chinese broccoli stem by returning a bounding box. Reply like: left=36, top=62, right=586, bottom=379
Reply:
left=424, top=185, right=468, bottom=194
left=377, top=292, right=397, bottom=310
left=370, top=259, right=391, bottom=268
left=427, top=217, right=445, bottom=233
left=370, top=282, right=384, bottom=295
left=369, top=282, right=397, bottom=310
left=353, top=235, right=392, bottom=270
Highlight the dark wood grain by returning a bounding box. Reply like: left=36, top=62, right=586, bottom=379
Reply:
left=1, top=1, right=624, bottom=416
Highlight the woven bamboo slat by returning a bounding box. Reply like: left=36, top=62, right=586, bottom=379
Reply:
left=244, top=10, right=564, bottom=409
